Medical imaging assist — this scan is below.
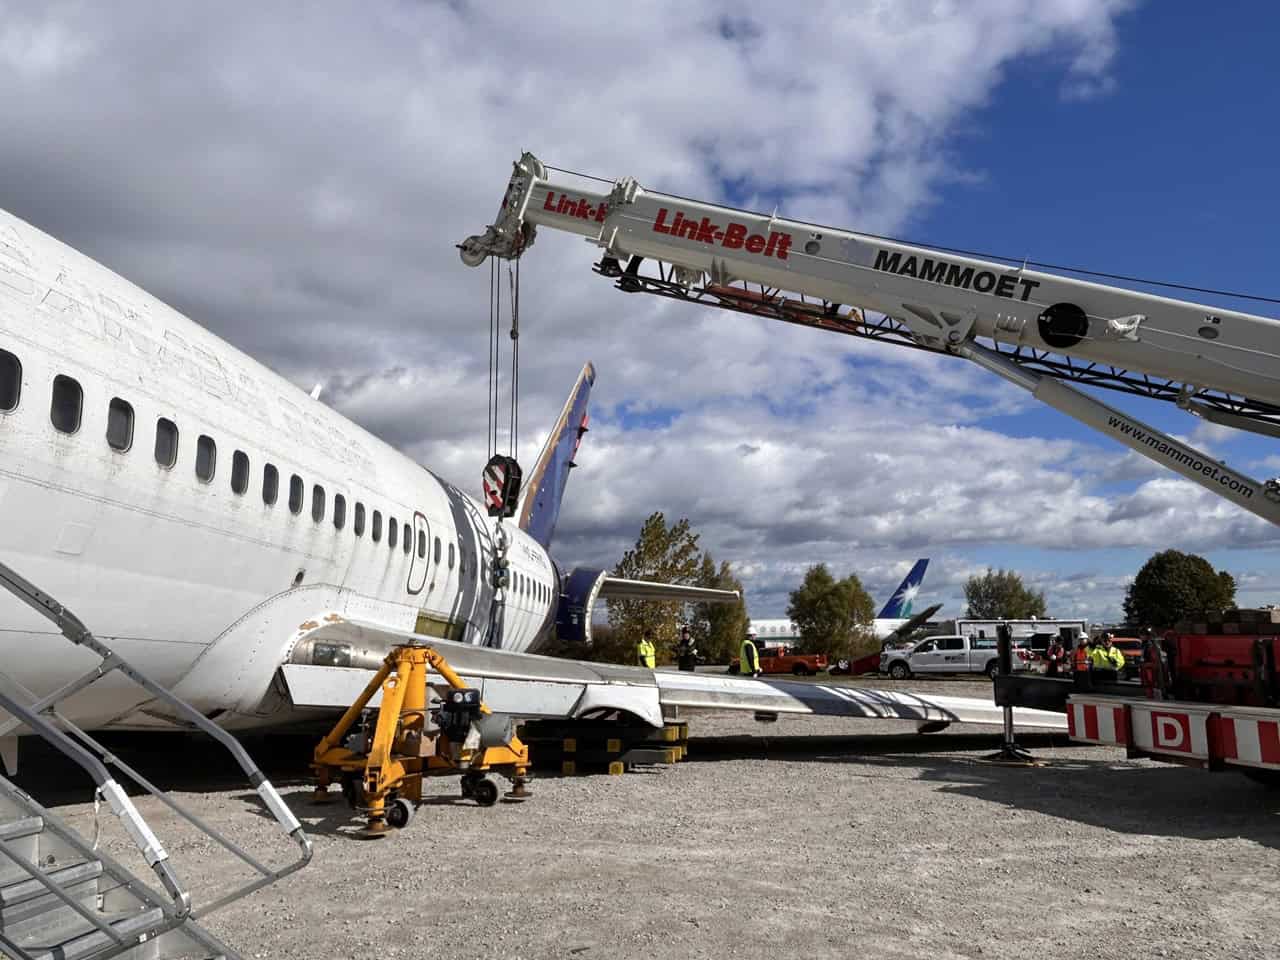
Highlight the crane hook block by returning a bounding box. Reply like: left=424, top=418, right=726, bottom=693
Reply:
left=483, top=455, right=523, bottom=518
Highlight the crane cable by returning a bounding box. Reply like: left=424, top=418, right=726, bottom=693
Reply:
left=509, top=257, right=520, bottom=459
left=485, top=256, right=522, bottom=462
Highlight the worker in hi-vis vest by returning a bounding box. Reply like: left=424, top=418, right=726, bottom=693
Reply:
left=1089, top=632, right=1126, bottom=671
left=636, top=631, right=656, bottom=669
left=740, top=627, right=761, bottom=678
left=1073, top=632, right=1092, bottom=673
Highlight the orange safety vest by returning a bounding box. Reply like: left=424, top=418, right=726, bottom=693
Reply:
left=1073, top=645, right=1090, bottom=671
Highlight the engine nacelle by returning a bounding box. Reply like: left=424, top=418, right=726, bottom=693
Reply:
left=555, top=567, right=608, bottom=644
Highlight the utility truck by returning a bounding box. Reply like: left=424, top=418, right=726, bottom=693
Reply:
left=880, top=635, right=1029, bottom=680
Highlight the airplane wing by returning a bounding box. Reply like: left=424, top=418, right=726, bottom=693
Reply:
left=881, top=603, right=943, bottom=642
left=595, top=577, right=739, bottom=604
left=278, top=617, right=1066, bottom=732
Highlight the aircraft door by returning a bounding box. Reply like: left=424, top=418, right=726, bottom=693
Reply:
left=407, top=512, right=430, bottom=595
left=910, top=640, right=939, bottom=673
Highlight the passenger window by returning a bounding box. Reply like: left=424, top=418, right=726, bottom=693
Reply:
left=196, top=435, right=216, bottom=482
left=106, top=397, right=133, bottom=451
left=354, top=502, right=366, bottom=536
left=388, top=517, right=398, bottom=549
left=154, top=418, right=178, bottom=468
left=263, top=463, right=279, bottom=505
left=334, top=494, right=346, bottom=530
left=372, top=510, right=382, bottom=542
left=312, top=484, right=325, bottom=522
left=434, top=537, right=441, bottom=564
left=0, top=349, right=19, bottom=411
left=50, top=374, right=82, bottom=433
left=418, top=531, right=426, bottom=559
left=289, top=474, right=303, bottom=514
left=403, top=523, right=411, bottom=555
left=448, top=543, right=455, bottom=569
left=231, top=451, right=249, bottom=495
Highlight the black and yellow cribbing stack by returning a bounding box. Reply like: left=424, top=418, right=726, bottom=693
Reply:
left=311, top=644, right=531, bottom=837
left=519, top=719, right=690, bottom=776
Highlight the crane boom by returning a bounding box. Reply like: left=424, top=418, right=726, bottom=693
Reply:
left=460, top=153, right=1280, bottom=526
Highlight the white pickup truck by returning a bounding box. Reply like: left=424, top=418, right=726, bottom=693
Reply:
left=879, top=634, right=1028, bottom=680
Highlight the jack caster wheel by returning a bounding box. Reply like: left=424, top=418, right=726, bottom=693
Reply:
left=460, top=772, right=482, bottom=799
left=386, top=797, right=416, bottom=829
left=472, top=777, right=500, bottom=807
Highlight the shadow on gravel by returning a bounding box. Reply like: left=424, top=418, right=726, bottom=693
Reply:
left=9, top=732, right=320, bottom=807
left=686, top=731, right=1280, bottom=848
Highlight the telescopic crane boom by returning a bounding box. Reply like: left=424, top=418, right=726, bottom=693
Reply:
left=460, top=152, right=1280, bottom=526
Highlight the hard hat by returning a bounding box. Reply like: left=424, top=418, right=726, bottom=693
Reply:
left=747, top=627, right=758, bottom=638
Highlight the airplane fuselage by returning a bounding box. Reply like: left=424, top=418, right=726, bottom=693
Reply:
left=0, top=209, right=558, bottom=729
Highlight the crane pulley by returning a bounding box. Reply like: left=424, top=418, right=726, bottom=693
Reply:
left=460, top=152, right=1280, bottom=528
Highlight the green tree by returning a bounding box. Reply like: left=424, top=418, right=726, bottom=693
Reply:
left=1123, top=549, right=1236, bottom=628
left=690, top=552, right=748, bottom=664
left=786, top=564, right=876, bottom=659
left=606, top=512, right=702, bottom=664
left=963, top=568, right=1047, bottom=619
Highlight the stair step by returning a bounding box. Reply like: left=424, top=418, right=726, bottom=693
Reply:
left=3, top=876, right=110, bottom=945
left=1, top=859, right=104, bottom=935
left=0, top=815, right=46, bottom=887
left=27, top=905, right=169, bottom=960
left=0, top=816, right=44, bottom=842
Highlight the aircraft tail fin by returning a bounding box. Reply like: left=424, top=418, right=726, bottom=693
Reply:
left=517, top=362, right=595, bottom=549
left=877, top=559, right=929, bottom=619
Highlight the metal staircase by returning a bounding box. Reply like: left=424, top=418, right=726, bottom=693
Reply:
left=0, top=780, right=235, bottom=960
left=0, top=560, right=313, bottom=959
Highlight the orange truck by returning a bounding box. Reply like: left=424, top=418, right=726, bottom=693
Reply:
left=729, top=644, right=828, bottom=677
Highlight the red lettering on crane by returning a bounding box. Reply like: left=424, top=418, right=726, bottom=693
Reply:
left=542, top=191, right=609, bottom=223
left=653, top=208, right=791, bottom=260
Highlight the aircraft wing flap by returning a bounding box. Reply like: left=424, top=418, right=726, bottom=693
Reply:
left=653, top=672, right=1066, bottom=728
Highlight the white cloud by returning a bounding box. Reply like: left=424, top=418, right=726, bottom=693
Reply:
left=8, top=0, right=1261, bottom=628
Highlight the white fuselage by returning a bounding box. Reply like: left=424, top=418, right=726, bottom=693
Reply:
left=0, top=209, right=557, bottom=730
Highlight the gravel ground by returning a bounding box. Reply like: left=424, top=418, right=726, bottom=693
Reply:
left=13, top=680, right=1280, bottom=960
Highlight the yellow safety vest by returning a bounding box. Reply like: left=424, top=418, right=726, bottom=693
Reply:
left=637, top=638, right=656, bottom=669
left=740, top=639, right=759, bottom=674
left=1090, top=646, right=1124, bottom=670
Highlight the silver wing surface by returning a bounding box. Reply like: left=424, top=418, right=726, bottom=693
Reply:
left=280, top=617, right=1066, bottom=731
left=595, top=577, right=740, bottom=603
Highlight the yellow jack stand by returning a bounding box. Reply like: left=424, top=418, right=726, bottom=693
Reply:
left=311, top=644, right=531, bottom=837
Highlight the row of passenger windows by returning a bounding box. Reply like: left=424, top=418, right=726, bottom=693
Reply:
left=2, top=350, right=556, bottom=603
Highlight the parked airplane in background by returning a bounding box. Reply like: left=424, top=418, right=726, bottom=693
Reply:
left=751, top=559, right=942, bottom=644
left=0, top=207, right=1064, bottom=755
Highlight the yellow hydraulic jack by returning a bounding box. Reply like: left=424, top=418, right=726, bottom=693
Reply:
left=311, top=644, right=531, bottom=837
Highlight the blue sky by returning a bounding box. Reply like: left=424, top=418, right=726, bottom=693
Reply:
left=849, top=4, right=1280, bottom=614
left=0, top=1, right=1275, bottom=623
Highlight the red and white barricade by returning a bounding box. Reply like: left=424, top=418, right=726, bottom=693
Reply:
left=1067, top=695, right=1280, bottom=773
left=1216, top=708, right=1280, bottom=771
left=1067, top=697, right=1128, bottom=747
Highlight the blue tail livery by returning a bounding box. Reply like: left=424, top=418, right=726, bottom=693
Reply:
left=876, top=559, right=929, bottom=620
left=517, top=362, right=594, bottom=548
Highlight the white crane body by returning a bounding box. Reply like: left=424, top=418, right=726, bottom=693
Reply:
left=461, top=153, right=1280, bottom=526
